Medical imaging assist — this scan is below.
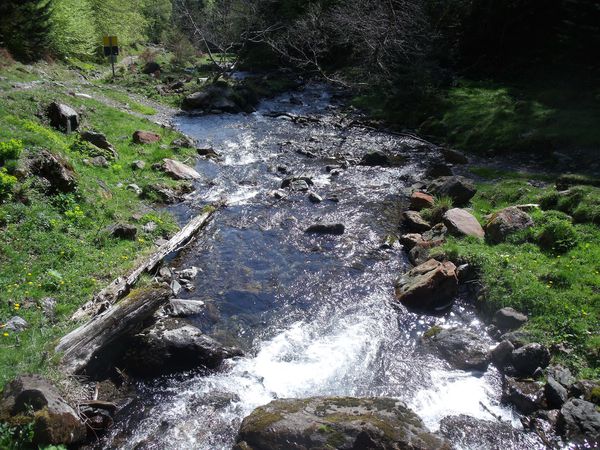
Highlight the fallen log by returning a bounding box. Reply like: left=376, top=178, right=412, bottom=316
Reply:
left=72, top=204, right=220, bottom=321
left=55, top=286, right=172, bottom=375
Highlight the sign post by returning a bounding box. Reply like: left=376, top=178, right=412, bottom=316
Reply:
left=103, top=36, right=119, bottom=78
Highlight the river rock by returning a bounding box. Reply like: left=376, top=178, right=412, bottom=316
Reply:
left=558, top=398, right=600, bottom=444
left=442, top=208, right=484, bottom=238
left=428, top=176, right=476, bottom=206
left=0, top=375, right=86, bottom=445
left=408, top=244, right=431, bottom=266
left=91, top=155, right=109, bottom=167
left=359, top=151, right=390, bottom=166
left=395, top=259, right=458, bottom=310
left=485, top=206, right=534, bottom=244
left=439, top=414, right=544, bottom=449
left=441, top=148, right=469, bottom=164
left=235, top=397, right=451, bottom=450
left=133, top=130, right=161, bottom=144
left=30, top=150, right=77, bottom=194
left=47, top=102, right=79, bottom=133
left=307, top=191, right=323, bottom=203
left=166, top=299, right=205, bottom=317
left=423, top=327, right=490, bottom=371
left=410, top=191, right=435, bottom=211
left=281, top=176, right=313, bottom=190
left=491, top=340, right=514, bottom=368
left=425, top=162, right=453, bottom=178
left=142, top=183, right=193, bottom=204
left=78, top=400, right=116, bottom=434
left=512, top=343, right=550, bottom=377
left=547, top=365, right=576, bottom=389
left=160, top=158, right=201, bottom=180
left=493, top=307, right=528, bottom=331
left=545, top=376, right=568, bottom=408
left=80, top=131, right=118, bottom=159
left=122, top=318, right=243, bottom=377
left=402, top=210, right=431, bottom=232
left=182, top=84, right=242, bottom=113
left=400, top=233, right=423, bottom=251
left=305, top=223, right=345, bottom=235
left=502, top=377, right=547, bottom=414
left=107, top=223, right=137, bottom=240
left=171, top=136, right=195, bottom=148
left=197, top=147, right=220, bottom=159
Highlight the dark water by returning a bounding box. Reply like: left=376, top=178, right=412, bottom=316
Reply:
left=102, top=84, right=545, bottom=449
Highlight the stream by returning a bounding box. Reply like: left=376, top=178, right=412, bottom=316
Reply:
left=102, top=84, right=546, bottom=449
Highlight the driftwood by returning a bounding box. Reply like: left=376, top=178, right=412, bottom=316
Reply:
left=72, top=206, right=219, bottom=321
left=55, top=286, right=172, bottom=375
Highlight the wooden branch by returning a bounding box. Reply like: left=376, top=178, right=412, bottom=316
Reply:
left=56, top=287, right=172, bottom=375
left=71, top=205, right=221, bottom=321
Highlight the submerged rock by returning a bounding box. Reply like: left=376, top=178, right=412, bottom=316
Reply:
left=0, top=375, right=86, bottom=446
left=502, top=377, right=547, bottom=414
left=235, top=397, right=451, bottom=450
left=395, top=259, right=458, bottom=310
left=305, top=223, right=345, bottom=235
left=422, top=327, right=490, bottom=371
left=122, top=318, right=243, bottom=377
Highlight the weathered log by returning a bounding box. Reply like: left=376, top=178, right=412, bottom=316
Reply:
left=72, top=205, right=219, bottom=321
left=55, top=286, right=171, bottom=375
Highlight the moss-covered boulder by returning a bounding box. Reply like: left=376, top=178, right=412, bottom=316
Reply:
left=234, top=397, right=451, bottom=450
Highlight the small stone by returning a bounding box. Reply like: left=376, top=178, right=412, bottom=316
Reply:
left=166, top=299, right=205, bottom=317
left=485, top=207, right=534, bottom=244
left=80, top=131, right=118, bottom=159
left=133, top=130, right=161, bottom=144
left=429, top=176, right=477, bottom=206
left=269, top=189, right=287, bottom=199
left=4, top=316, right=28, bottom=332
left=171, top=279, right=182, bottom=296
left=142, top=221, right=157, bottom=233
left=131, top=160, right=146, bottom=170
left=91, top=156, right=109, bottom=167
left=493, top=307, right=528, bottom=331
left=47, top=102, right=79, bottom=133
left=395, top=259, right=458, bottom=310
left=127, top=184, right=142, bottom=195
left=307, top=191, right=323, bottom=203
left=160, top=158, right=201, bottom=180
left=177, top=266, right=199, bottom=280
left=400, top=233, right=424, bottom=251
left=171, top=136, right=195, bottom=148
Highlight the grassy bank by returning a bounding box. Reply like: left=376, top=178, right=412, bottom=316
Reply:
left=430, top=172, right=600, bottom=378
left=0, top=60, right=196, bottom=386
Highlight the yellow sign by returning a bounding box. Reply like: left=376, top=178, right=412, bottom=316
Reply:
left=103, top=36, right=118, bottom=47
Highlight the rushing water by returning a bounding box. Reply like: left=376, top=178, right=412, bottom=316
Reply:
left=102, top=84, right=544, bottom=449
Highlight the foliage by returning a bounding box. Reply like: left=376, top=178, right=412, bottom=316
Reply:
left=536, top=215, right=578, bottom=253
left=49, top=0, right=97, bottom=59
left=421, top=195, right=453, bottom=223
left=0, top=0, right=53, bottom=62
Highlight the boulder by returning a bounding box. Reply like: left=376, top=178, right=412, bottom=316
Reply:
left=569, top=380, right=600, bottom=404
left=410, top=192, right=435, bottom=211
left=485, top=207, right=534, bottom=244
left=490, top=340, right=514, bottom=368
left=502, top=377, right=547, bottom=414
left=402, top=211, right=431, bottom=232
left=171, top=136, right=195, bottom=148
left=400, top=233, right=424, bottom=251
left=107, top=223, right=137, bottom=240
left=4, top=316, right=28, bottom=332
left=493, top=307, right=528, bottom=331
left=160, top=158, right=201, bottom=180
left=235, top=397, right=451, bottom=450
left=281, top=176, right=313, bottom=190
left=165, top=299, right=205, bottom=317
left=131, top=160, right=146, bottom=170
left=182, top=91, right=211, bottom=110
left=47, top=102, right=79, bottom=133
left=80, top=131, right=118, bottom=159
left=0, top=375, right=86, bottom=445
left=142, top=183, right=193, bottom=204
left=545, top=376, right=568, bottom=408
left=133, top=130, right=161, bottom=144
left=512, top=343, right=551, bottom=377
left=442, top=208, right=484, bottom=238
left=307, top=191, right=323, bottom=203
left=182, top=84, right=242, bottom=113
left=90, top=156, right=109, bottom=167
left=29, top=150, right=77, bottom=194
left=558, top=399, right=600, bottom=444
left=359, top=151, right=390, bottom=167
left=122, top=318, right=243, bottom=377
left=439, top=414, right=544, bottom=450
left=441, top=148, right=469, bottom=164
left=395, top=259, right=458, bottom=310
left=429, top=176, right=476, bottom=206
left=408, top=244, right=431, bottom=266
left=142, top=61, right=160, bottom=74
left=425, top=162, right=453, bottom=178
left=305, top=223, right=345, bottom=235
left=422, top=327, right=490, bottom=371
left=547, top=365, right=576, bottom=389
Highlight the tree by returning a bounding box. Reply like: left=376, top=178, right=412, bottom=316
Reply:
left=49, top=0, right=96, bottom=59
left=88, top=0, right=148, bottom=51
left=0, top=0, right=53, bottom=62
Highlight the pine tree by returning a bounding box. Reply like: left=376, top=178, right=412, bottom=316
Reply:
left=0, top=0, right=53, bottom=61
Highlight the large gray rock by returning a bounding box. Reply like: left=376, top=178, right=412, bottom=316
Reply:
left=0, top=375, right=86, bottom=445
left=502, top=377, right=547, bottom=414
left=558, top=398, right=600, bottom=444
left=182, top=84, right=242, bottom=113
left=30, top=150, right=77, bottom=194
left=439, top=414, right=544, bottom=449
left=442, top=208, right=484, bottom=238
left=160, top=158, right=201, bottom=180
left=47, top=102, right=79, bottom=133
left=4, top=316, right=28, bottom=332
left=235, top=397, right=451, bottom=450
left=423, top=327, right=490, bottom=371
left=545, top=376, right=568, bottom=408
left=512, top=343, right=550, bottom=377
left=429, top=176, right=476, bottom=206
left=395, top=259, right=458, bottom=310
left=485, top=206, right=534, bottom=244
left=122, top=318, right=242, bottom=377
left=493, top=307, right=528, bottom=331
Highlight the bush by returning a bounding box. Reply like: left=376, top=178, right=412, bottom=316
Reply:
left=0, top=139, right=23, bottom=166
left=0, top=168, right=17, bottom=201
left=536, top=217, right=578, bottom=253
left=421, top=195, right=453, bottom=223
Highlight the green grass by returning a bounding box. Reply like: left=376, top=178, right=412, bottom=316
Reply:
left=432, top=172, right=600, bottom=378
left=0, top=61, right=197, bottom=386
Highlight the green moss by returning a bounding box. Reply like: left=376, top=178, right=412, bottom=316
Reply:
left=244, top=408, right=283, bottom=431
left=423, top=326, right=442, bottom=339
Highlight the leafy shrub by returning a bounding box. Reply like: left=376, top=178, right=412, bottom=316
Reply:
left=0, top=139, right=23, bottom=166
left=539, top=186, right=600, bottom=224
left=421, top=195, right=453, bottom=223
left=536, top=216, right=578, bottom=253
left=70, top=139, right=114, bottom=160
left=0, top=168, right=17, bottom=201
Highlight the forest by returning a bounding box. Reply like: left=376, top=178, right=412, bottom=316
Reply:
left=0, top=1, right=599, bottom=449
